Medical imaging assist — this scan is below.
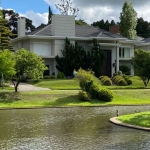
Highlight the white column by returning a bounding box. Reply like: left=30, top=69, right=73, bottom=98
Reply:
left=116, top=45, right=119, bottom=73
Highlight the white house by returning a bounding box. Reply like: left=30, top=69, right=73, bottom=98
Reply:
left=11, top=14, right=143, bottom=77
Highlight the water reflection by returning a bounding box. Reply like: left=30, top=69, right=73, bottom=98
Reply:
left=0, top=106, right=150, bottom=150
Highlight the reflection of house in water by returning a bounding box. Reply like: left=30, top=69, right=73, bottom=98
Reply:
left=11, top=15, right=144, bottom=77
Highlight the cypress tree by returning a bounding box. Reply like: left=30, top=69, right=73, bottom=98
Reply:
left=0, top=9, right=14, bottom=50
left=120, top=1, right=137, bottom=39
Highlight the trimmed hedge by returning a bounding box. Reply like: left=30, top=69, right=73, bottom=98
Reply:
left=57, top=72, right=65, bottom=79
left=112, top=75, right=127, bottom=86
left=99, top=76, right=112, bottom=86
left=78, top=91, right=91, bottom=101
left=98, top=88, right=113, bottom=102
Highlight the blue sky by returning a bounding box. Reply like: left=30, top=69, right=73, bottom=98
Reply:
left=1, top=0, right=150, bottom=27
left=1, top=0, right=56, bottom=14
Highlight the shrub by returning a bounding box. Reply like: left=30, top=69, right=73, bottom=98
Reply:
left=119, top=65, right=130, bottom=75
left=98, top=88, right=113, bottom=102
left=78, top=91, right=91, bottom=101
left=127, top=79, right=132, bottom=85
left=112, top=75, right=127, bottom=86
left=99, top=76, right=112, bottom=86
left=57, top=72, right=65, bottom=79
left=50, top=75, right=56, bottom=79
left=89, top=82, right=101, bottom=99
left=43, top=75, right=51, bottom=79
left=77, top=68, right=96, bottom=93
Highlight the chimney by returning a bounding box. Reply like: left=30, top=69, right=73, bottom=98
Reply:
left=51, top=14, right=75, bottom=37
left=18, top=17, right=26, bottom=37
left=109, top=25, right=120, bottom=34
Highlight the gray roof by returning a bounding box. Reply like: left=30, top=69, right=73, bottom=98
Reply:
left=27, top=24, right=125, bottom=39
left=142, top=37, right=150, bottom=43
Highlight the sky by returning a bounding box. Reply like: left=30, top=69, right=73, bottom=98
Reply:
left=1, top=0, right=150, bottom=27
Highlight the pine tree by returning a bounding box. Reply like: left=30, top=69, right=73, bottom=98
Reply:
left=120, top=1, right=137, bottom=39
left=0, top=9, right=14, bottom=50
left=48, top=6, right=53, bottom=24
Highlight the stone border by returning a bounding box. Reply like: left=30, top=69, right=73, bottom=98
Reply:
left=110, top=117, right=150, bottom=131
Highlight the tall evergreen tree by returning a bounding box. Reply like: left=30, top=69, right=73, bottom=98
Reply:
left=48, top=6, right=53, bottom=24
left=120, top=1, right=137, bottom=39
left=0, top=9, right=14, bottom=50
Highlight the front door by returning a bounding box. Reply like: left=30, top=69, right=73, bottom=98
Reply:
left=102, top=50, right=111, bottom=77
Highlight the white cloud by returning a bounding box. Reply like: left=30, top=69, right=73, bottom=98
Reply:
left=19, top=11, right=48, bottom=27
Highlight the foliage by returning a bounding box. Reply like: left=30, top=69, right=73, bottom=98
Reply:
left=12, top=48, right=47, bottom=92
left=2, top=9, right=35, bottom=38
left=77, top=69, right=113, bottom=101
left=131, top=49, right=150, bottom=87
left=98, top=88, right=113, bottom=102
left=77, top=69, right=95, bottom=93
left=0, top=10, right=14, bottom=50
left=119, top=65, right=130, bottom=75
left=55, top=38, right=105, bottom=77
left=120, top=1, right=137, bottom=39
left=48, top=6, right=53, bottom=24
left=126, top=79, right=132, bottom=85
left=55, top=38, right=86, bottom=76
left=78, top=91, right=91, bottom=101
left=75, top=19, right=88, bottom=25
left=112, top=75, right=127, bottom=86
left=92, top=19, right=117, bottom=31
left=57, top=72, right=65, bottom=79
left=55, top=0, right=79, bottom=17
left=0, top=50, right=16, bottom=79
left=136, top=17, right=150, bottom=38
left=99, top=76, right=112, bottom=86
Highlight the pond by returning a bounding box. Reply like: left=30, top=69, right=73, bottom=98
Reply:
left=0, top=106, right=150, bottom=150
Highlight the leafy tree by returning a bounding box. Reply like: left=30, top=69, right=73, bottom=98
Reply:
left=0, top=9, right=14, bottom=50
left=75, top=19, right=88, bottom=25
left=88, top=39, right=105, bottom=77
left=131, top=49, right=150, bottom=87
left=136, top=17, right=150, bottom=38
left=110, top=20, right=116, bottom=26
left=48, top=6, right=53, bottom=24
left=2, top=9, right=35, bottom=37
left=36, top=23, right=47, bottom=29
left=120, top=1, right=137, bottom=39
left=55, top=0, right=79, bottom=17
left=12, top=48, right=47, bottom=92
left=0, top=50, right=16, bottom=82
left=55, top=38, right=105, bottom=77
left=55, top=38, right=87, bottom=76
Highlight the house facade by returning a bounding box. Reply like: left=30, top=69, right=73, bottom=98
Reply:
left=11, top=15, right=143, bottom=77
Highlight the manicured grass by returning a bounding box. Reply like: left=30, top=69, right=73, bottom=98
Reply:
left=117, top=112, right=150, bottom=128
left=0, top=89, right=150, bottom=108
left=30, top=79, right=80, bottom=90
left=29, top=76, right=150, bottom=90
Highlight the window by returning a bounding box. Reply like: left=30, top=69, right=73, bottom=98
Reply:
left=119, top=47, right=130, bottom=58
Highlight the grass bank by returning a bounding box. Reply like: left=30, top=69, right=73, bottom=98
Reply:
left=30, top=76, right=150, bottom=90
left=117, top=112, right=150, bottom=128
left=0, top=89, right=150, bottom=108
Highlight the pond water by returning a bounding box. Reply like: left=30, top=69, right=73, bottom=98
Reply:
left=0, top=106, right=150, bottom=150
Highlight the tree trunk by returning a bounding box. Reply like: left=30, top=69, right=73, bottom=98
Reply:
left=11, top=80, right=20, bottom=92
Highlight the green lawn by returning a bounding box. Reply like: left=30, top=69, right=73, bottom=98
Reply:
left=29, top=76, right=150, bottom=90
left=0, top=89, right=150, bottom=108
left=30, top=79, right=80, bottom=90
left=117, top=112, right=150, bottom=128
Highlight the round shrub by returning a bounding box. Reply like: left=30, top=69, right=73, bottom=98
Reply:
left=99, top=76, right=112, bottom=86
left=119, top=65, right=130, bottom=75
left=117, top=79, right=127, bottom=86
left=50, top=75, right=56, bottom=79
left=57, top=72, right=65, bottom=79
left=78, top=91, right=91, bottom=101
left=112, top=75, right=127, bottom=86
left=127, top=79, right=132, bottom=85
left=89, top=82, right=101, bottom=99
left=43, top=75, right=51, bottom=79
left=98, top=88, right=113, bottom=102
